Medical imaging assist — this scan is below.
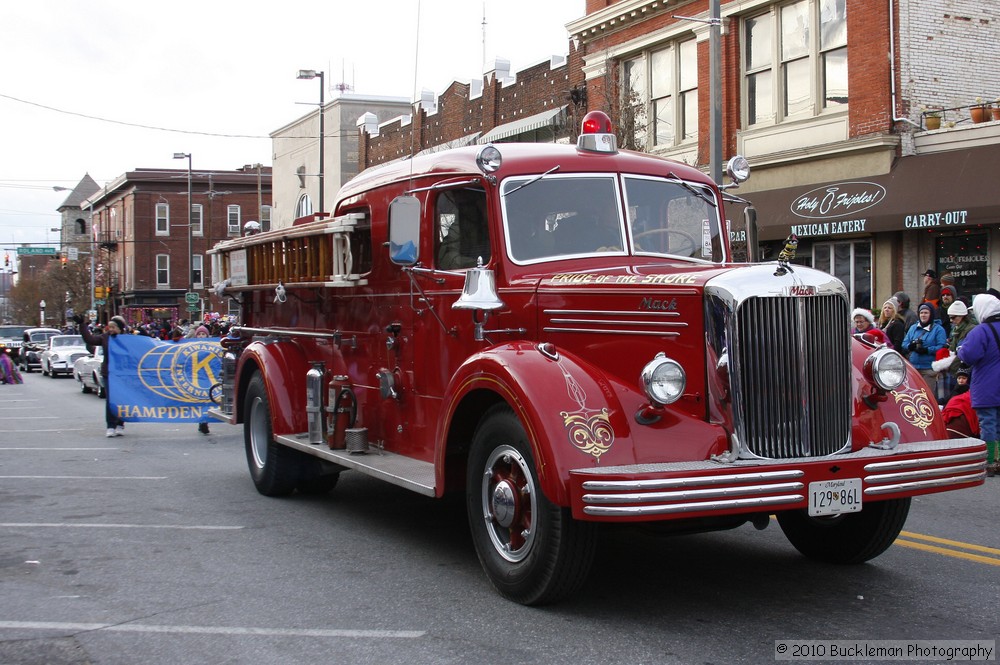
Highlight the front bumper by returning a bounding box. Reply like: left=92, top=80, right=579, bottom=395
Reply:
left=569, top=438, right=986, bottom=522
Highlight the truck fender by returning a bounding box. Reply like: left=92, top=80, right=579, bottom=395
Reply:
left=850, top=342, right=949, bottom=446
left=437, top=341, right=631, bottom=506
left=235, top=340, right=310, bottom=435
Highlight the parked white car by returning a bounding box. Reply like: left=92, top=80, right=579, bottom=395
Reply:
left=73, top=346, right=105, bottom=397
left=39, top=335, right=89, bottom=377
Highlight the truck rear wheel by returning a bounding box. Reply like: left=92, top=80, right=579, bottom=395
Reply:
left=466, top=405, right=596, bottom=605
left=777, top=497, right=911, bottom=564
left=244, top=373, right=307, bottom=496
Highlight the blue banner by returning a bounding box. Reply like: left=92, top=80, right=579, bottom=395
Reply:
left=108, top=335, right=222, bottom=423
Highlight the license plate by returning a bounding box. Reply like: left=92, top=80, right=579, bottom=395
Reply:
left=807, top=478, right=862, bottom=517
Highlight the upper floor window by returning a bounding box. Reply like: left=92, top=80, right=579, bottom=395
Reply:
left=227, top=205, right=241, bottom=235
left=75, top=218, right=86, bottom=235
left=156, top=254, right=170, bottom=287
left=155, top=203, right=169, bottom=236
left=192, top=254, right=204, bottom=289
left=295, top=194, right=313, bottom=220
left=622, top=38, right=699, bottom=150
left=744, top=0, right=847, bottom=126
left=261, top=205, right=272, bottom=232
left=192, top=204, right=204, bottom=236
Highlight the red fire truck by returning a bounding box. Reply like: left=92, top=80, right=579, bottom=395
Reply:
left=208, top=111, right=985, bottom=605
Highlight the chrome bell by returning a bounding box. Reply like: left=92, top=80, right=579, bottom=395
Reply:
left=452, top=257, right=504, bottom=311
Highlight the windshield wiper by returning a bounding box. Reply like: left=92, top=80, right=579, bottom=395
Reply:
left=666, top=172, right=717, bottom=208
left=503, top=166, right=560, bottom=197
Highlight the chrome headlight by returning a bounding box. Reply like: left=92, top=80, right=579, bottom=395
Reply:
left=865, top=348, right=906, bottom=391
left=641, top=352, right=686, bottom=405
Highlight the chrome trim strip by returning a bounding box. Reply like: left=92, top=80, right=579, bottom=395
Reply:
left=865, top=462, right=985, bottom=484
left=543, top=327, right=680, bottom=336
left=582, top=494, right=804, bottom=516
left=544, top=309, right=682, bottom=317
left=583, top=481, right=804, bottom=504
left=580, top=469, right=805, bottom=491
left=864, top=451, right=986, bottom=472
left=549, top=318, right=687, bottom=327
left=863, top=471, right=985, bottom=495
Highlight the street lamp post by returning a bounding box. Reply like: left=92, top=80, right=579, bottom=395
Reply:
left=297, top=69, right=325, bottom=215
left=173, top=153, right=194, bottom=295
left=39, top=300, right=46, bottom=327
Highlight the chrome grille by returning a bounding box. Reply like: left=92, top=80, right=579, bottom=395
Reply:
left=731, top=295, right=851, bottom=458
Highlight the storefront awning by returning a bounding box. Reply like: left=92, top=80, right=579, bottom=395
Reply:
left=477, top=106, right=566, bottom=144
left=746, top=144, right=1000, bottom=241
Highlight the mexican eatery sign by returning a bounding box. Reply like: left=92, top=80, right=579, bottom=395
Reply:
left=790, top=182, right=887, bottom=219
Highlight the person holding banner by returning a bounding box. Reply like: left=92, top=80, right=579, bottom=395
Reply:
left=75, top=314, right=127, bottom=437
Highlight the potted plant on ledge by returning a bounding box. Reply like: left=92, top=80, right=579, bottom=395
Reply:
left=971, top=97, right=991, bottom=123
left=921, top=105, right=942, bottom=130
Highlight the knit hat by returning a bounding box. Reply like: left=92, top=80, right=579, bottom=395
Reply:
left=956, top=364, right=972, bottom=380
left=947, top=301, right=968, bottom=316
left=882, top=297, right=899, bottom=314
left=195, top=325, right=210, bottom=336
left=917, top=302, right=935, bottom=315
left=893, top=291, right=911, bottom=308
left=940, top=272, right=955, bottom=285
left=940, top=285, right=957, bottom=299
left=851, top=308, right=875, bottom=325
left=110, top=315, right=127, bottom=332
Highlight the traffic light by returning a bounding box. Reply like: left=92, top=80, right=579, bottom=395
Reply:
left=61, top=256, right=67, bottom=270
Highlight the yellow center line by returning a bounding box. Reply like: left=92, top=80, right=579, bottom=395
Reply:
left=894, top=538, right=1000, bottom=566
left=899, top=530, right=1000, bottom=557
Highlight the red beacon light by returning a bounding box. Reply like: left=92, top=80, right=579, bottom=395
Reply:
left=577, top=110, right=618, bottom=154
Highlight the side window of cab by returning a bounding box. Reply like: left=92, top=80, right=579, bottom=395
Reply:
left=436, top=188, right=490, bottom=270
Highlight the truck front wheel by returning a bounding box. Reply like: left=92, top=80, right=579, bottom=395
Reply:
left=244, top=373, right=305, bottom=497
left=777, top=497, right=911, bottom=564
left=466, top=405, right=596, bottom=605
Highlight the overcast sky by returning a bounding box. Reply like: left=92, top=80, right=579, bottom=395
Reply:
left=0, top=0, right=584, bottom=251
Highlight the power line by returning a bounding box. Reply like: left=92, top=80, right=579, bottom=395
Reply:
left=0, top=92, right=270, bottom=139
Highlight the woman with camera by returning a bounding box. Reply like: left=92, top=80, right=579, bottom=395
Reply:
left=900, top=302, right=947, bottom=396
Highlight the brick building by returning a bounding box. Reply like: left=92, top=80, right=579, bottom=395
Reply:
left=351, top=0, right=1000, bottom=308
left=359, top=56, right=581, bottom=168
left=81, top=166, right=272, bottom=325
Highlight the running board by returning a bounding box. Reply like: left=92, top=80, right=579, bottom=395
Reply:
left=275, top=433, right=436, bottom=497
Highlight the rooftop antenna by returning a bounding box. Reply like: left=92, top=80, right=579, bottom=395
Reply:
left=334, top=59, right=353, bottom=94
left=481, top=1, right=487, bottom=76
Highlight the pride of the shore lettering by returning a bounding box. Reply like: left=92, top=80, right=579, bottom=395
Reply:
left=551, top=273, right=697, bottom=285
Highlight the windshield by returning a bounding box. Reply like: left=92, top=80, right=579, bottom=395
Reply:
left=0, top=326, right=29, bottom=338
left=52, top=336, right=83, bottom=347
left=501, top=173, right=723, bottom=263
left=30, top=332, right=58, bottom=343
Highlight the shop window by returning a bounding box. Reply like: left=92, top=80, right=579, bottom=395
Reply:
left=936, top=234, right=989, bottom=296
left=813, top=239, right=870, bottom=309
left=744, top=0, right=847, bottom=126
left=261, top=205, right=272, bottom=232
left=192, top=255, right=203, bottom=290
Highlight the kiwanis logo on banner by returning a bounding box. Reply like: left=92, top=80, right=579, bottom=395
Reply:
left=108, top=335, right=222, bottom=423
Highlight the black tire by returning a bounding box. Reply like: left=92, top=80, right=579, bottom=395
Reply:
left=96, top=374, right=106, bottom=399
left=777, top=497, right=911, bottom=564
left=78, top=373, right=91, bottom=393
left=466, top=404, right=596, bottom=605
left=243, top=373, right=335, bottom=497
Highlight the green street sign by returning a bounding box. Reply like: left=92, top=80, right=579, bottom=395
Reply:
left=187, top=304, right=200, bottom=313
left=16, top=247, right=56, bottom=256
left=184, top=291, right=200, bottom=304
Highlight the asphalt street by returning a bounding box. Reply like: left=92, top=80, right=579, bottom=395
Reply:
left=0, top=371, right=997, bottom=665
